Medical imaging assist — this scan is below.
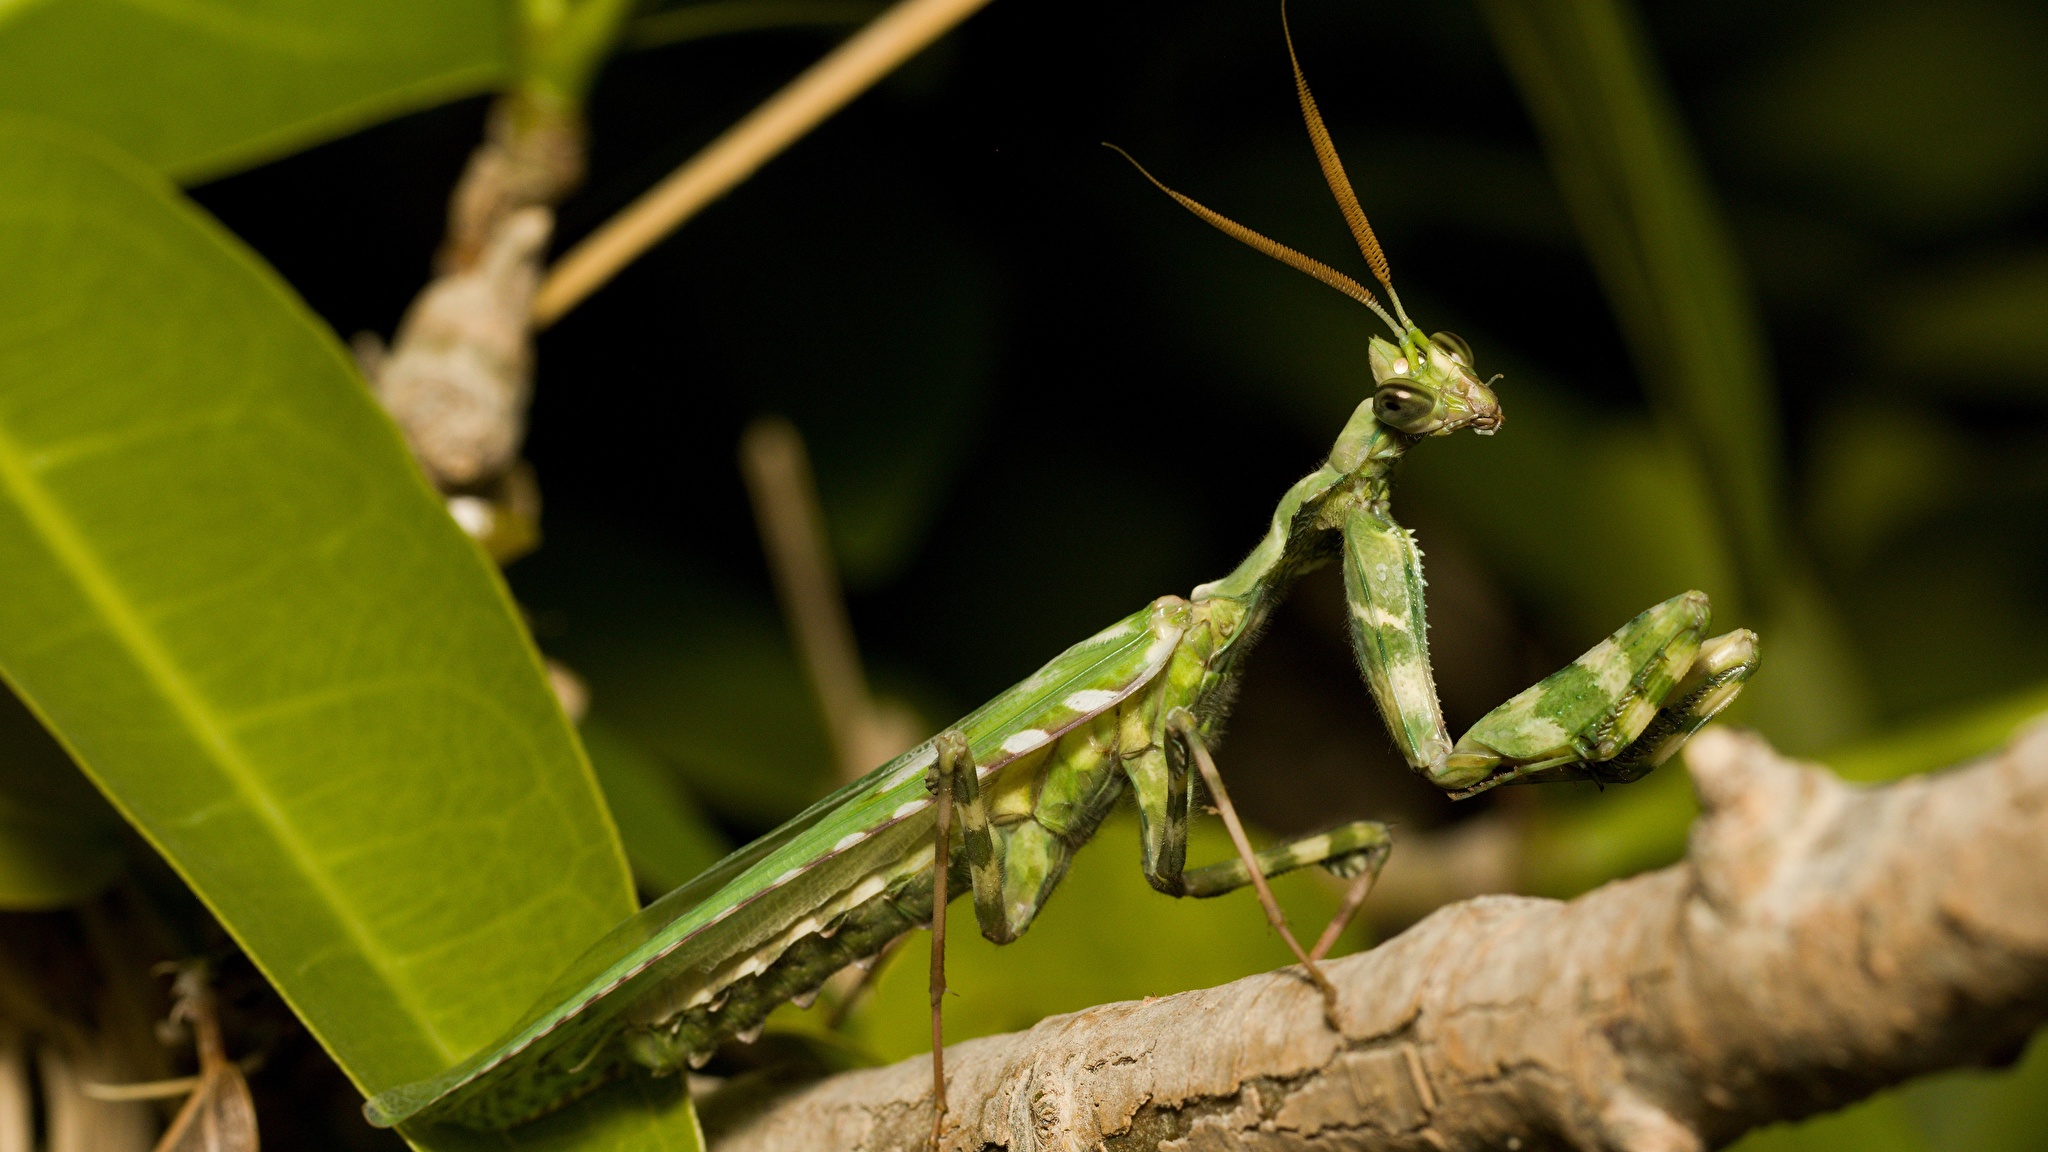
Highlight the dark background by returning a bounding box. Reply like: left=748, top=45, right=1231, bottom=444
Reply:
left=187, top=0, right=2048, bottom=1144
left=196, top=0, right=2048, bottom=838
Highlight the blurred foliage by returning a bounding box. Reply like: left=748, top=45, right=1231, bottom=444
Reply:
left=0, top=0, right=2040, bottom=1148
left=0, top=0, right=508, bottom=182
left=624, top=0, right=884, bottom=51
left=1481, top=0, right=1788, bottom=606
left=0, top=683, right=123, bottom=909
left=1716, top=0, right=2048, bottom=235
left=1738, top=1033, right=2048, bottom=1152
left=518, top=523, right=839, bottom=826
left=580, top=715, right=731, bottom=894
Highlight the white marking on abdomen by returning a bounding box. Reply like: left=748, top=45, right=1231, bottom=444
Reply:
left=878, top=745, right=939, bottom=790
left=1001, top=729, right=1050, bottom=755
left=1144, top=634, right=1178, bottom=664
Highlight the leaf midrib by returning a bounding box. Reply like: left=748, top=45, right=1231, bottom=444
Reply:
left=0, top=417, right=459, bottom=1064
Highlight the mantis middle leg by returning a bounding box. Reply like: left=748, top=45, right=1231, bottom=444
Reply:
left=1118, top=698, right=1391, bottom=1024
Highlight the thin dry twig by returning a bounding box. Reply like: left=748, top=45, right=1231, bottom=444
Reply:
left=532, top=0, right=996, bottom=325
left=740, top=417, right=916, bottom=781
left=0, top=1029, right=28, bottom=1152
left=710, top=722, right=2048, bottom=1152
left=149, top=966, right=257, bottom=1152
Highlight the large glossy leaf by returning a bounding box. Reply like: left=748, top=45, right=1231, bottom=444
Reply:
left=0, top=116, right=700, bottom=1150
left=0, top=0, right=508, bottom=183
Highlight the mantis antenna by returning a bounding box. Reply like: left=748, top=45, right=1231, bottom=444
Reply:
left=1105, top=2, right=1411, bottom=339
left=1104, top=144, right=1403, bottom=337
left=1280, top=0, right=1412, bottom=331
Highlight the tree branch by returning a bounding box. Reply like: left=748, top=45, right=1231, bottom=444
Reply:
left=709, top=722, right=2048, bottom=1152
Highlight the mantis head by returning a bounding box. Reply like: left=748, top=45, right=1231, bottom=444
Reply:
left=1110, top=8, right=1503, bottom=447
left=1366, top=331, right=1502, bottom=438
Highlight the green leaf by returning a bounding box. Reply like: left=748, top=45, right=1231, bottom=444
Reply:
left=0, top=115, right=704, bottom=1149
left=0, top=0, right=509, bottom=183
left=1478, top=0, right=1786, bottom=602
left=0, top=681, right=123, bottom=909
left=1478, top=0, right=1878, bottom=752
left=580, top=714, right=729, bottom=894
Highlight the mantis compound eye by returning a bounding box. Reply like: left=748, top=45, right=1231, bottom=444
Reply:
left=1373, top=382, right=1439, bottom=432
left=1430, top=331, right=1473, bottom=367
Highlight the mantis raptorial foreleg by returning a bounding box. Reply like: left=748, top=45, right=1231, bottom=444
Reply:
left=1339, top=505, right=1760, bottom=797
left=1123, top=681, right=1192, bottom=893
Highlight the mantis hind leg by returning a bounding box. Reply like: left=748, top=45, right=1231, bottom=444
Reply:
left=1123, top=705, right=1389, bottom=919
left=924, top=729, right=995, bottom=1147
left=924, top=724, right=1104, bottom=1143
left=1181, top=816, right=1392, bottom=966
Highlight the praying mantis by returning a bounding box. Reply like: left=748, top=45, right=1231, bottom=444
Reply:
left=363, top=10, right=1760, bottom=1137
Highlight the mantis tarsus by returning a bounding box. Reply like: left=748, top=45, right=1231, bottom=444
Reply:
left=364, top=11, right=1760, bottom=1136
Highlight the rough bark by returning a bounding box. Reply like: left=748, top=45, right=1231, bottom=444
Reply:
left=363, top=99, right=578, bottom=497
left=710, top=722, right=2048, bottom=1152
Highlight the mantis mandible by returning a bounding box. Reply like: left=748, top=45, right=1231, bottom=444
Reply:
left=364, top=10, right=1760, bottom=1136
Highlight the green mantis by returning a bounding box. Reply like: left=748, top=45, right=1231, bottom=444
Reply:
left=363, top=11, right=1760, bottom=1137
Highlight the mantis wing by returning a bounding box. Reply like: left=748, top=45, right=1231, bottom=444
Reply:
left=366, top=598, right=1190, bottom=1129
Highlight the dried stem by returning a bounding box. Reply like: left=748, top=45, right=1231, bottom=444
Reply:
left=740, top=417, right=911, bottom=781
left=0, top=1029, right=28, bottom=1152
left=532, top=0, right=996, bottom=326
